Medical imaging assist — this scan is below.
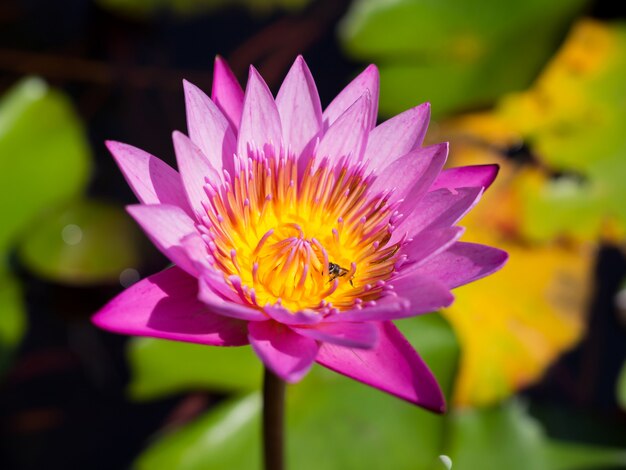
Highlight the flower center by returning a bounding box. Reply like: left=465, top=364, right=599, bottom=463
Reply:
left=201, top=149, right=401, bottom=312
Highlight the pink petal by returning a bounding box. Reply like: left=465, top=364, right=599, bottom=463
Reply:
left=276, top=55, right=322, bottom=159
left=212, top=56, right=244, bottom=130
left=291, top=322, right=378, bottom=349
left=92, top=266, right=248, bottom=346
left=364, top=102, right=431, bottom=172
left=323, top=297, right=409, bottom=323
left=398, top=186, right=483, bottom=237
left=316, top=93, right=371, bottom=165
left=183, top=79, right=237, bottom=174
left=430, top=164, right=499, bottom=192
left=198, top=274, right=268, bottom=321
left=368, top=143, right=448, bottom=207
left=237, top=66, right=283, bottom=158
left=126, top=204, right=198, bottom=276
left=172, top=131, right=221, bottom=217
left=316, top=321, right=445, bottom=412
left=323, top=64, right=379, bottom=130
left=400, top=226, right=465, bottom=269
left=105, top=141, right=191, bottom=215
left=248, top=320, right=319, bottom=383
left=264, top=304, right=322, bottom=325
left=414, top=241, right=508, bottom=289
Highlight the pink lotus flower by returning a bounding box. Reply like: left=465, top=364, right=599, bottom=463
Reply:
left=93, top=56, right=507, bottom=412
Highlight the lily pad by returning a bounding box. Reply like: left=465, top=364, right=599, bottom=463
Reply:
left=17, top=200, right=143, bottom=285
left=128, top=340, right=263, bottom=400
left=135, top=313, right=458, bottom=470
left=0, top=77, right=91, bottom=257
left=340, top=0, right=587, bottom=118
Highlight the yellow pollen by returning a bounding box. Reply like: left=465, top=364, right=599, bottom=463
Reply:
left=203, top=151, right=400, bottom=312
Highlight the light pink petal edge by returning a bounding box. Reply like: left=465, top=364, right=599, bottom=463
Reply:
left=276, top=55, right=322, bottom=159
left=364, top=102, right=431, bottom=172
left=105, top=141, right=191, bottom=215
left=126, top=203, right=198, bottom=276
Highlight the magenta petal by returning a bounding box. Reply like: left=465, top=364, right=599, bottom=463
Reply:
left=212, top=56, right=244, bottom=130
left=126, top=204, right=198, bottom=276
left=316, top=93, right=371, bottom=164
left=248, top=321, right=319, bottom=383
left=399, top=186, right=483, bottom=237
left=364, top=103, right=431, bottom=172
left=172, top=131, right=221, bottom=217
left=430, top=164, right=499, bottom=192
left=264, top=304, right=323, bottom=325
left=276, top=56, right=322, bottom=159
left=316, top=321, right=445, bottom=412
left=105, top=141, right=191, bottom=215
left=93, top=266, right=248, bottom=346
left=414, top=241, right=509, bottom=289
left=323, top=297, right=410, bottom=322
left=198, top=274, right=268, bottom=321
left=323, top=64, right=379, bottom=129
left=183, top=80, right=237, bottom=174
left=292, top=322, right=378, bottom=349
left=237, top=66, right=283, bottom=157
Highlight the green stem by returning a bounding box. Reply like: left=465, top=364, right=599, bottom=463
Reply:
left=263, top=367, right=286, bottom=470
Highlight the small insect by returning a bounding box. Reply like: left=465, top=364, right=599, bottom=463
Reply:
left=328, top=262, right=354, bottom=287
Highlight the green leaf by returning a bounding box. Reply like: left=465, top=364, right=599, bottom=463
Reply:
left=0, top=270, right=27, bottom=375
left=0, top=78, right=91, bottom=256
left=17, top=200, right=142, bottom=285
left=135, top=394, right=261, bottom=470
left=134, top=314, right=459, bottom=470
left=544, top=441, right=626, bottom=470
left=339, top=0, right=587, bottom=118
left=446, top=401, right=545, bottom=470
left=132, top=312, right=626, bottom=469
left=128, top=339, right=262, bottom=400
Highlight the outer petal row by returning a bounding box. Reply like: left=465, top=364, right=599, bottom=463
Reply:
left=92, top=266, right=249, bottom=346
left=94, top=268, right=445, bottom=412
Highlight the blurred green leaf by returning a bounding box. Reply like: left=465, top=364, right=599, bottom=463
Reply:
left=446, top=401, right=545, bottom=470
left=0, top=270, right=26, bottom=375
left=98, top=0, right=310, bottom=18
left=340, top=0, right=587, bottom=118
left=0, top=77, right=91, bottom=256
left=447, top=401, right=626, bottom=470
left=17, top=200, right=142, bottom=285
left=134, top=314, right=458, bottom=470
left=128, top=340, right=262, bottom=400
left=135, top=394, right=262, bottom=470
left=133, top=313, right=626, bottom=469
left=544, top=441, right=626, bottom=470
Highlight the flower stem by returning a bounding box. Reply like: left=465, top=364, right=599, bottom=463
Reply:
left=263, top=367, right=286, bottom=470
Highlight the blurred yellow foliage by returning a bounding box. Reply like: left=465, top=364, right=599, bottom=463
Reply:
left=425, top=19, right=626, bottom=405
